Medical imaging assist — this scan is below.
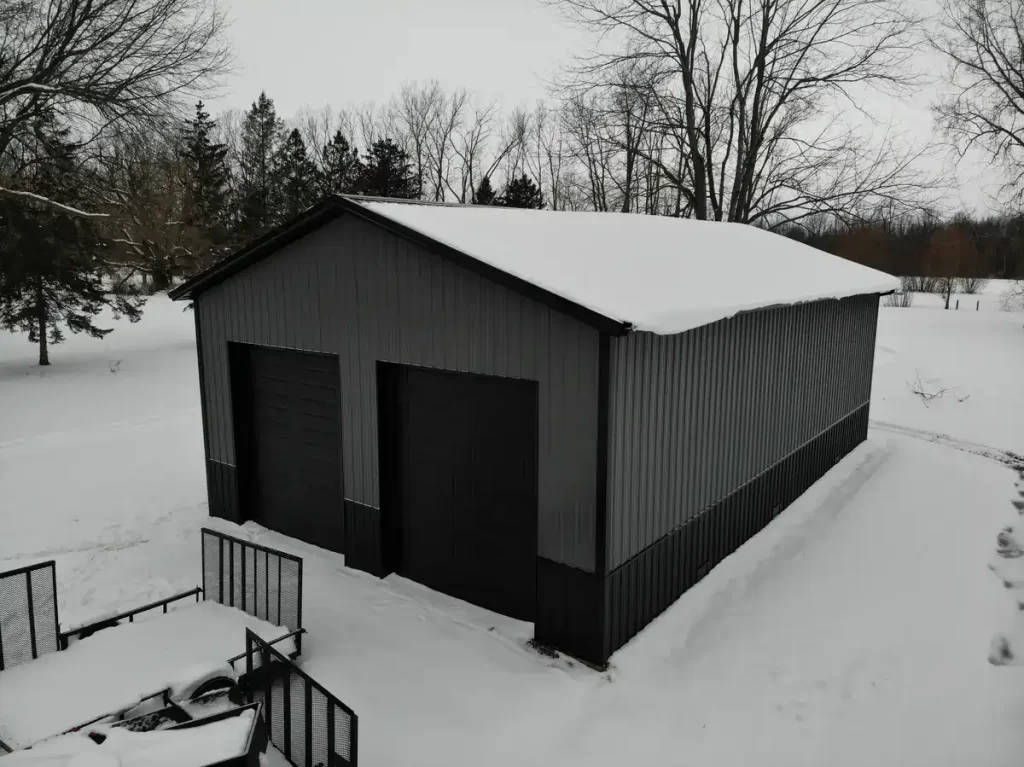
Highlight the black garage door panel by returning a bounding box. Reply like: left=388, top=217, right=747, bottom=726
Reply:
left=386, top=365, right=538, bottom=621
left=241, top=346, right=344, bottom=551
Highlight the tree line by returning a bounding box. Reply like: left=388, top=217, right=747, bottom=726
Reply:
left=782, top=211, right=1024, bottom=282
left=127, top=89, right=549, bottom=291
left=4, top=0, right=1024, bottom=363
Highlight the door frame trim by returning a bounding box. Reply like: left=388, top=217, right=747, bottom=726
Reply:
left=227, top=342, right=345, bottom=541
left=375, top=360, right=540, bottom=619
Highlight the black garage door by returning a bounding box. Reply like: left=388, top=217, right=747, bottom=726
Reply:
left=235, top=346, right=344, bottom=551
left=381, top=365, right=538, bottom=621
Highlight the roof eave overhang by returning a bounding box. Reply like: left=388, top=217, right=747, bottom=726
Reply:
left=168, top=198, right=344, bottom=301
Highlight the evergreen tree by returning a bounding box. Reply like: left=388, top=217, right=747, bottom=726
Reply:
left=357, top=139, right=416, bottom=198
left=319, top=130, right=362, bottom=196
left=181, top=101, right=230, bottom=252
left=0, top=120, right=144, bottom=365
left=275, top=128, right=319, bottom=220
left=235, top=91, right=284, bottom=239
left=501, top=174, right=544, bottom=209
left=475, top=176, right=497, bottom=205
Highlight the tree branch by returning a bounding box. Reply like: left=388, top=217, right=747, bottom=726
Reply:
left=0, top=186, right=110, bottom=217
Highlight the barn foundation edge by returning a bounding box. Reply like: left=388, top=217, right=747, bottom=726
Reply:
left=206, top=459, right=240, bottom=523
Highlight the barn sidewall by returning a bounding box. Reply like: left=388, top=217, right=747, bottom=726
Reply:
left=598, top=294, right=881, bottom=661
left=191, top=212, right=604, bottom=660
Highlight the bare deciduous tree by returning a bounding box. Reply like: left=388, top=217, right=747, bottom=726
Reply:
left=549, top=0, right=935, bottom=225
left=0, top=0, right=231, bottom=215
left=959, top=276, right=989, bottom=294
left=449, top=103, right=500, bottom=202
left=559, top=59, right=664, bottom=213
left=500, top=106, right=532, bottom=183
left=354, top=102, right=399, bottom=152
left=91, top=130, right=202, bottom=291
left=1001, top=279, right=1024, bottom=310
left=424, top=87, right=469, bottom=201
left=297, top=104, right=337, bottom=171
left=933, top=0, right=1024, bottom=203
left=529, top=102, right=574, bottom=210
left=928, top=221, right=979, bottom=308
left=391, top=82, right=444, bottom=199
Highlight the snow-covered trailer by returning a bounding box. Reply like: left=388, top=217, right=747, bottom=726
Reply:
left=0, top=702, right=270, bottom=767
left=0, top=528, right=304, bottom=754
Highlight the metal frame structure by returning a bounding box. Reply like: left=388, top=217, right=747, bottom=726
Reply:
left=0, top=529, right=310, bottom=754
left=244, top=629, right=358, bottom=767
left=201, top=528, right=304, bottom=655
left=0, top=560, right=60, bottom=671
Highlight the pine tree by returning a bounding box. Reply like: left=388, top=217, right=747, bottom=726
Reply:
left=475, top=177, right=497, bottom=205
left=236, top=91, right=284, bottom=239
left=357, top=139, right=416, bottom=198
left=275, top=128, right=319, bottom=220
left=0, top=120, right=144, bottom=365
left=501, top=174, right=544, bottom=209
left=319, top=130, right=362, bottom=196
left=181, top=101, right=230, bottom=254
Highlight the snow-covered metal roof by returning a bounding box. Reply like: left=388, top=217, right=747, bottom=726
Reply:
left=355, top=199, right=899, bottom=335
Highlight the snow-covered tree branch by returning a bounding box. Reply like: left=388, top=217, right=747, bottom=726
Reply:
left=0, top=186, right=109, bottom=218
left=0, top=0, right=231, bottom=218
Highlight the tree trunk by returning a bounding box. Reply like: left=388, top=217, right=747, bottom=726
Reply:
left=151, top=267, right=171, bottom=294
left=36, top=277, right=49, bottom=366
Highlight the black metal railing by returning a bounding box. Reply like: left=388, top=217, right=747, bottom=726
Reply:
left=202, top=529, right=304, bottom=655
left=60, top=588, right=204, bottom=649
left=227, top=627, right=306, bottom=673
left=244, top=629, right=358, bottom=767
left=0, top=560, right=59, bottom=671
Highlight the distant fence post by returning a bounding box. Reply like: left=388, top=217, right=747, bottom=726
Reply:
left=977, top=300, right=980, bottom=311
left=956, top=299, right=960, bottom=310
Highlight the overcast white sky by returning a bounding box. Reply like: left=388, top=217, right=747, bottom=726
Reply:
left=208, top=0, right=1005, bottom=215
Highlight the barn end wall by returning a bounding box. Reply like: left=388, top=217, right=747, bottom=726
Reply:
left=194, top=213, right=602, bottom=573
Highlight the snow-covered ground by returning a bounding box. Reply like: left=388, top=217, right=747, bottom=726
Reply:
left=1, top=295, right=1023, bottom=766
left=895, top=278, right=1022, bottom=313
left=873, top=293, right=1024, bottom=457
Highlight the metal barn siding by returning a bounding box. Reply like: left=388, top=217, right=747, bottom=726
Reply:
left=195, top=214, right=601, bottom=572
left=605, top=294, right=880, bottom=571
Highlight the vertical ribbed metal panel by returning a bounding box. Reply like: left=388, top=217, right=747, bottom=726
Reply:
left=195, top=215, right=600, bottom=571
left=606, top=294, right=880, bottom=570
left=603, top=402, right=871, bottom=658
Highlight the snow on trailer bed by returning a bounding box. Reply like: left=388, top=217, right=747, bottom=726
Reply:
left=2, top=711, right=259, bottom=767
left=0, top=600, right=293, bottom=751
left=0, top=709, right=256, bottom=767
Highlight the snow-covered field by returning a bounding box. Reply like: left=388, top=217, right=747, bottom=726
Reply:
left=874, top=286, right=1024, bottom=458
left=1, top=294, right=1023, bottom=766
left=895, top=278, right=1022, bottom=313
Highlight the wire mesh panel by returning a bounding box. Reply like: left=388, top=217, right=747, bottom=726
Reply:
left=245, top=629, right=358, bottom=767
left=202, top=528, right=303, bottom=654
left=0, top=561, right=59, bottom=671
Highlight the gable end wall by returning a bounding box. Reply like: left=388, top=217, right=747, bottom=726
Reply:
left=194, top=214, right=602, bottom=572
